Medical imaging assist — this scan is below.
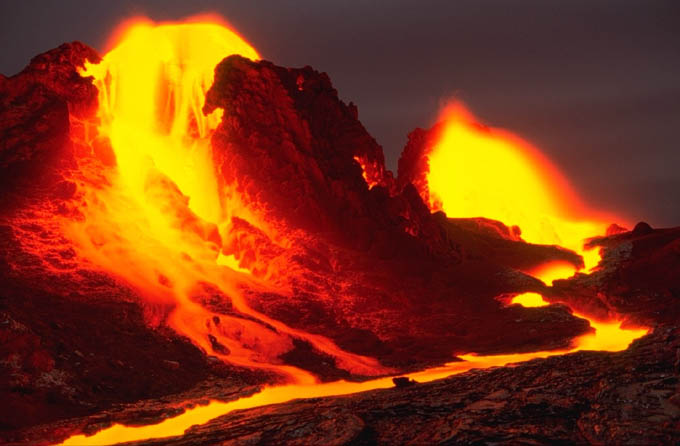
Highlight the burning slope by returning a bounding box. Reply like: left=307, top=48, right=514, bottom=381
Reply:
left=61, top=17, right=602, bottom=378
left=0, top=16, right=668, bottom=446
left=64, top=19, right=387, bottom=383
left=51, top=19, right=647, bottom=446
left=0, top=32, right=599, bottom=439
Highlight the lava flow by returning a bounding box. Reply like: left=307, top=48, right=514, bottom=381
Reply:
left=62, top=17, right=387, bottom=385
left=421, top=103, right=647, bottom=352
left=58, top=308, right=647, bottom=446
left=47, top=16, right=652, bottom=446
left=425, top=103, right=616, bottom=274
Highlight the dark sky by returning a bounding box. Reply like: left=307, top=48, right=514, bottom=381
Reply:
left=2, top=0, right=679, bottom=226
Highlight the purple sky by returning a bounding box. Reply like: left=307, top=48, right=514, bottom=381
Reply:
left=2, top=0, right=679, bottom=226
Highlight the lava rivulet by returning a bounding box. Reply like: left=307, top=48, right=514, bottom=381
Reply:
left=511, top=293, right=647, bottom=352
left=58, top=299, right=647, bottom=446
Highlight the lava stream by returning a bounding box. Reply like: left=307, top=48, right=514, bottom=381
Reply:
left=58, top=308, right=647, bottom=446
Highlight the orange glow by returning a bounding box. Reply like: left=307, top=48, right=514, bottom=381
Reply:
left=511, top=292, right=547, bottom=307
left=425, top=103, right=613, bottom=273
left=55, top=19, right=650, bottom=446
left=64, top=17, right=388, bottom=387
left=530, top=261, right=578, bottom=285
left=59, top=291, right=648, bottom=446
left=354, top=156, right=379, bottom=188
left=510, top=293, right=648, bottom=352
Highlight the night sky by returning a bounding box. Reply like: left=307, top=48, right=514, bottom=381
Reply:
left=2, top=0, right=679, bottom=226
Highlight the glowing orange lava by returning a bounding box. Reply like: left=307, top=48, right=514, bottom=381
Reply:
left=56, top=18, right=649, bottom=446
left=511, top=293, right=648, bottom=352
left=64, top=17, right=387, bottom=388
left=425, top=103, right=616, bottom=274
left=58, top=292, right=647, bottom=446
left=424, top=102, right=647, bottom=353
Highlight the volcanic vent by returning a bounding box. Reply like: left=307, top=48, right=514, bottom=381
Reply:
left=1, top=18, right=678, bottom=446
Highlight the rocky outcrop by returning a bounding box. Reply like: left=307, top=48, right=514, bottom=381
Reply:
left=0, top=42, right=98, bottom=206
left=548, top=224, right=680, bottom=326
left=202, top=55, right=593, bottom=370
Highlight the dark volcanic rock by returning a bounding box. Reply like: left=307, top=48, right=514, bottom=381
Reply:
left=0, top=42, right=99, bottom=206
left=548, top=225, right=680, bottom=326
left=203, top=55, right=430, bottom=251
left=202, top=55, right=593, bottom=370
left=439, top=214, right=584, bottom=272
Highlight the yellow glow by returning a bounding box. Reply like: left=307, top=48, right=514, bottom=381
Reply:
left=511, top=292, right=547, bottom=307
left=216, top=252, right=252, bottom=274
left=56, top=21, right=649, bottom=446
left=58, top=294, right=648, bottom=446
left=426, top=103, right=613, bottom=272
left=530, top=261, right=577, bottom=285
left=510, top=292, right=648, bottom=352
left=81, top=20, right=259, bottom=223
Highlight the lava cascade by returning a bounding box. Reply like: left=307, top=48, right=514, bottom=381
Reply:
left=63, top=18, right=386, bottom=386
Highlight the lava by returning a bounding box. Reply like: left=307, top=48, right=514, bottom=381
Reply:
left=62, top=17, right=387, bottom=386
left=58, top=298, right=647, bottom=446
left=425, top=103, right=616, bottom=273
left=50, top=16, right=652, bottom=446
left=511, top=292, right=647, bottom=352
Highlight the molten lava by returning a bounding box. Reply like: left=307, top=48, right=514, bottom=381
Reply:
left=82, top=19, right=259, bottom=223
left=425, top=103, right=615, bottom=274
left=511, top=292, right=647, bottom=352
left=64, top=17, right=386, bottom=387
left=53, top=17, right=650, bottom=446
left=58, top=296, right=647, bottom=446
left=423, top=103, right=646, bottom=354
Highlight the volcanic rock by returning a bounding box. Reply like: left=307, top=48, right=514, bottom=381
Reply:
left=0, top=42, right=98, bottom=205
left=548, top=224, right=680, bottom=326
left=202, top=55, right=592, bottom=371
left=1, top=40, right=677, bottom=445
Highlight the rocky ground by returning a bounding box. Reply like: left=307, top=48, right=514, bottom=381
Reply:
left=14, top=324, right=674, bottom=446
